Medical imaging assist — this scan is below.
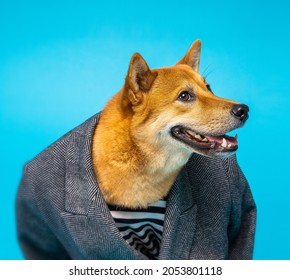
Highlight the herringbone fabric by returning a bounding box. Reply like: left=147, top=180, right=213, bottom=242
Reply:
left=16, top=113, right=256, bottom=260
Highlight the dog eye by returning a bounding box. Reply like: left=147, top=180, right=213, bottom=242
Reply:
left=178, top=91, right=194, bottom=102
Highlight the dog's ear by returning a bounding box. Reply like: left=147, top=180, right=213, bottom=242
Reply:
left=177, top=39, right=201, bottom=72
left=126, top=53, right=157, bottom=105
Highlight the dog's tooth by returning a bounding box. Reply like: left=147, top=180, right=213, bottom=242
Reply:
left=202, top=138, right=209, bottom=142
left=186, top=130, right=196, bottom=137
left=228, top=144, right=232, bottom=148
left=195, top=134, right=202, bottom=141
left=221, top=138, right=228, bottom=148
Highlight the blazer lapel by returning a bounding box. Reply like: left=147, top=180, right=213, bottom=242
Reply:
left=61, top=194, right=148, bottom=259
left=64, top=114, right=101, bottom=215
left=62, top=113, right=147, bottom=259
left=159, top=166, right=198, bottom=260
left=160, top=154, right=233, bottom=260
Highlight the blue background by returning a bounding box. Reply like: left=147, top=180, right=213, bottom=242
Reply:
left=1, top=0, right=289, bottom=260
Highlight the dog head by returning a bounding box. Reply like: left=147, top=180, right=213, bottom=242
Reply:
left=122, top=40, right=249, bottom=158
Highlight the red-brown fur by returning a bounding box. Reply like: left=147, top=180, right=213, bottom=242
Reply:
left=92, top=40, right=242, bottom=208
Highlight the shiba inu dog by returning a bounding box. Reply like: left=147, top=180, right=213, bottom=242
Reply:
left=17, top=39, right=256, bottom=260
left=92, top=39, right=249, bottom=209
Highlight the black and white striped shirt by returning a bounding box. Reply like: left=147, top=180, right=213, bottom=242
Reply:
left=108, top=200, right=166, bottom=259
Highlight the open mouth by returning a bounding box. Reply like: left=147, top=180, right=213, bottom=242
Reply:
left=171, top=125, right=238, bottom=153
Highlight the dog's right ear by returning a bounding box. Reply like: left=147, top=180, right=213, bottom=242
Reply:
left=177, top=39, right=202, bottom=72
left=125, top=53, right=157, bottom=106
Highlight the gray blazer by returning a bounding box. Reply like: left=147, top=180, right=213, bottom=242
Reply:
left=16, top=113, right=256, bottom=260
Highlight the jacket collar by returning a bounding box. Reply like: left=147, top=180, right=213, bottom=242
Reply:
left=158, top=163, right=197, bottom=259
left=64, top=113, right=102, bottom=215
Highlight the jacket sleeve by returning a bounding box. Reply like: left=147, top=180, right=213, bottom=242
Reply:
left=16, top=164, right=70, bottom=260
left=226, top=157, right=257, bottom=260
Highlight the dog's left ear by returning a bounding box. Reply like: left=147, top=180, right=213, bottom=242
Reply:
left=177, top=39, right=201, bottom=72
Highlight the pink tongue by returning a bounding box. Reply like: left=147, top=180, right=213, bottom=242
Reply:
left=206, top=135, right=237, bottom=145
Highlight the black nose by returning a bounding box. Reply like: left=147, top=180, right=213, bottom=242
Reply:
left=231, top=104, right=249, bottom=122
